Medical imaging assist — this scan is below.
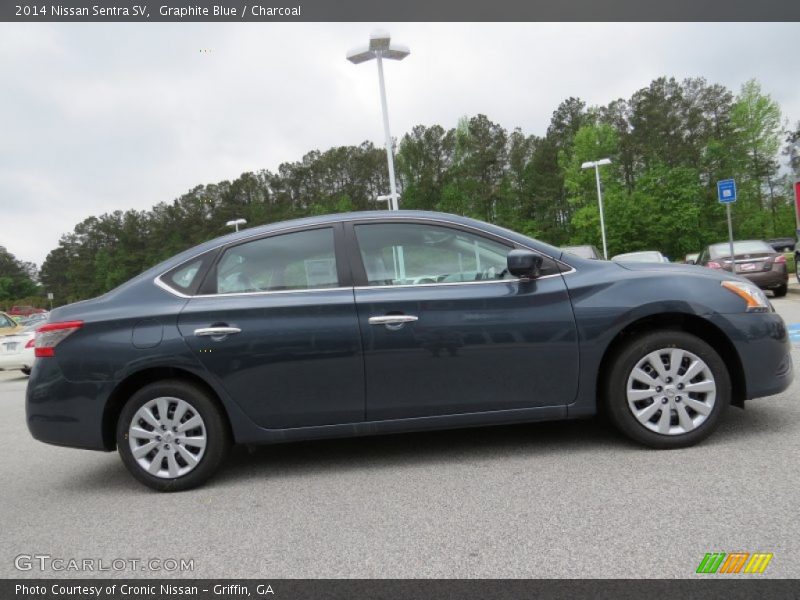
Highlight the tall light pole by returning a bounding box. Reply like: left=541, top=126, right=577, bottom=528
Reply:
left=226, top=218, right=246, bottom=232
left=791, top=139, right=800, bottom=232
left=581, top=158, right=612, bottom=259
left=347, top=30, right=409, bottom=211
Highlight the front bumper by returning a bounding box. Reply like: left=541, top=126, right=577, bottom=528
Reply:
left=709, top=311, right=793, bottom=400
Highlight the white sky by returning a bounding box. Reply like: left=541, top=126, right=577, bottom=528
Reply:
left=1, top=22, right=799, bottom=266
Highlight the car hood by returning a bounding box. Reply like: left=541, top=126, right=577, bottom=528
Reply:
left=611, top=261, right=747, bottom=283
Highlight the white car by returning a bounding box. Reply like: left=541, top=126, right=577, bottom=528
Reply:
left=611, top=250, right=670, bottom=263
left=0, top=322, right=38, bottom=375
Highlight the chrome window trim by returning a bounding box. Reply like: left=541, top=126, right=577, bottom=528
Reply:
left=195, top=286, right=352, bottom=299
left=153, top=214, right=576, bottom=299
left=154, top=276, right=192, bottom=299
left=353, top=271, right=564, bottom=291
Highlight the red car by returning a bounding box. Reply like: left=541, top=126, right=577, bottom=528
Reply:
left=7, top=305, right=46, bottom=317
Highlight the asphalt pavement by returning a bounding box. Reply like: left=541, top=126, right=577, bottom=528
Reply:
left=1, top=291, right=799, bottom=579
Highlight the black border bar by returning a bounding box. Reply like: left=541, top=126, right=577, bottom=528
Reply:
left=2, top=0, right=800, bottom=22
left=4, top=579, right=800, bottom=600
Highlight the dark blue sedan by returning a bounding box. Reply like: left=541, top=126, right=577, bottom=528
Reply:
left=27, top=211, right=793, bottom=490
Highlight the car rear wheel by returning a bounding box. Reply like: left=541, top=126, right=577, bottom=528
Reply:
left=116, top=380, right=231, bottom=491
left=773, top=284, right=787, bottom=298
left=605, top=330, right=730, bottom=449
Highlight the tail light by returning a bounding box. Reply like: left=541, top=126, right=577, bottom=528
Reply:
left=35, top=321, right=83, bottom=358
left=775, top=254, right=786, bottom=264
left=25, top=338, right=35, bottom=349
left=707, top=261, right=722, bottom=269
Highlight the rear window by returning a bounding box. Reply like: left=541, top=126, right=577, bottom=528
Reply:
left=710, top=241, right=773, bottom=258
left=169, top=260, right=203, bottom=289
left=160, top=250, right=216, bottom=295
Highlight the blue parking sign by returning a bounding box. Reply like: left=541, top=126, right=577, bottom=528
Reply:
left=717, top=179, right=736, bottom=203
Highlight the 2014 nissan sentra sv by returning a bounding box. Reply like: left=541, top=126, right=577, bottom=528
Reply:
left=26, top=211, right=793, bottom=491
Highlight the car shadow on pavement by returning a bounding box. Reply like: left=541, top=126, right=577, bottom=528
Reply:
left=213, top=400, right=795, bottom=488
left=58, top=453, right=139, bottom=492
left=62, top=400, right=792, bottom=493
left=213, top=417, right=636, bottom=486
left=712, top=400, right=798, bottom=441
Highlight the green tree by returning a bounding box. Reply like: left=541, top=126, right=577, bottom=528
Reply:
left=730, top=79, right=784, bottom=236
left=0, top=246, right=40, bottom=306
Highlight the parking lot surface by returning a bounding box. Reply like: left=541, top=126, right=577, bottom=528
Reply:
left=2, top=291, right=800, bottom=579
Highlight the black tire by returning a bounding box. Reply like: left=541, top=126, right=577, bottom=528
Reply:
left=773, top=284, right=787, bottom=298
left=20, top=367, right=31, bottom=376
left=604, top=330, right=730, bottom=449
left=117, top=380, right=231, bottom=492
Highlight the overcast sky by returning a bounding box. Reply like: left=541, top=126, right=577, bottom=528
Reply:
left=2, top=22, right=799, bottom=267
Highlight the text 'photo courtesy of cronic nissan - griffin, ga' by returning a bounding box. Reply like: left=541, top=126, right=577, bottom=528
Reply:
left=26, top=211, right=792, bottom=491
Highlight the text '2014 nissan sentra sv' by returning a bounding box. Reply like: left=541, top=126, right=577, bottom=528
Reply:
left=26, top=211, right=793, bottom=491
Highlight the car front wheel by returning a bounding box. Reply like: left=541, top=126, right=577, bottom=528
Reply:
left=117, top=380, right=231, bottom=491
left=605, top=330, right=730, bottom=449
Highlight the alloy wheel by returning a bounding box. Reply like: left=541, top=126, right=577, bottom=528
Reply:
left=128, top=396, right=207, bottom=479
left=626, top=347, right=716, bottom=436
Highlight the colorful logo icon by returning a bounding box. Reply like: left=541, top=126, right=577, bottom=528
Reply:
left=696, top=552, right=773, bottom=574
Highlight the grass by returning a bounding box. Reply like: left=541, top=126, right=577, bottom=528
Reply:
left=785, top=252, right=796, bottom=275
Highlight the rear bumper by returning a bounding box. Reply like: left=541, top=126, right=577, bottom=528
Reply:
left=709, top=312, right=793, bottom=400
left=26, top=359, right=115, bottom=451
left=0, top=349, right=34, bottom=370
left=739, top=268, right=788, bottom=290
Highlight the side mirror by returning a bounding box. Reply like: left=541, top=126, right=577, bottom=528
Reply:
left=507, top=250, right=543, bottom=279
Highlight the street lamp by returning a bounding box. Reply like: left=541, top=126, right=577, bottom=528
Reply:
left=226, top=218, right=246, bottom=232
left=581, top=158, right=612, bottom=260
left=347, top=30, right=410, bottom=212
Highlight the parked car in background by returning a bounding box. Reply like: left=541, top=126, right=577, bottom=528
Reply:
left=7, top=306, right=47, bottom=317
left=0, top=312, right=23, bottom=336
left=0, top=321, right=38, bottom=375
left=685, top=253, right=699, bottom=265
left=18, top=312, right=49, bottom=327
left=696, top=240, right=788, bottom=297
left=796, top=246, right=800, bottom=285
left=766, top=237, right=796, bottom=253
left=562, top=245, right=602, bottom=260
left=612, top=251, right=670, bottom=263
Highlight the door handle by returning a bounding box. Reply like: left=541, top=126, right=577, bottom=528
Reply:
left=368, top=315, right=418, bottom=328
left=194, top=326, right=242, bottom=337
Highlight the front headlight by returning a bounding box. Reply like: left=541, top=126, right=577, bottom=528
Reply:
left=721, top=280, right=770, bottom=312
